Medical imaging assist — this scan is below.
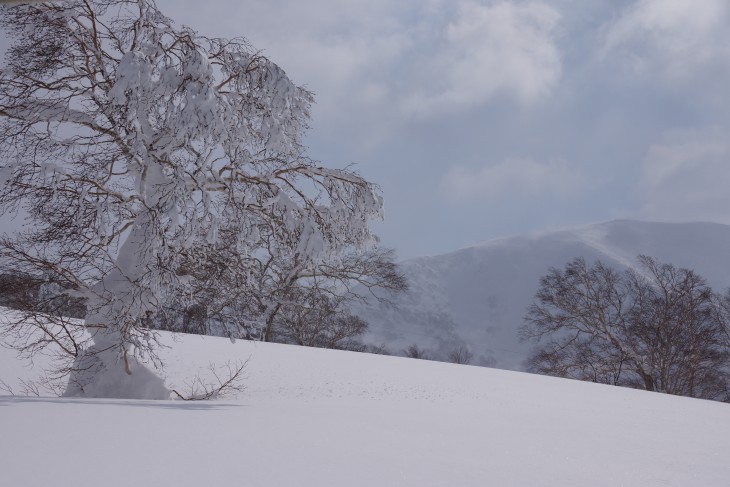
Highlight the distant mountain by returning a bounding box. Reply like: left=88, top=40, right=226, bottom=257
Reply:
left=356, top=220, right=730, bottom=370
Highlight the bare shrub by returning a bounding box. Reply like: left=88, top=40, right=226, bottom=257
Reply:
left=448, top=345, right=473, bottom=365
left=171, top=360, right=247, bottom=401
left=404, top=344, right=433, bottom=360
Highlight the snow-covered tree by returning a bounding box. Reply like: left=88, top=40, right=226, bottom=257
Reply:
left=0, top=0, right=383, bottom=398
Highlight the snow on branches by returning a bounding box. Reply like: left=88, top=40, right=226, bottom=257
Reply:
left=0, top=0, right=383, bottom=397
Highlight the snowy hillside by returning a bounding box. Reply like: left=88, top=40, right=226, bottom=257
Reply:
left=1, top=327, right=729, bottom=487
left=357, top=220, right=730, bottom=370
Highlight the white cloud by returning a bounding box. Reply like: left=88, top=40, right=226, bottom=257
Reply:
left=160, top=0, right=413, bottom=115
left=159, top=1, right=563, bottom=124
left=443, top=157, right=586, bottom=202
left=637, top=129, right=730, bottom=223
left=402, top=1, right=562, bottom=117
left=600, top=0, right=730, bottom=80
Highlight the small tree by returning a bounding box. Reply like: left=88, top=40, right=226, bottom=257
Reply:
left=521, top=256, right=730, bottom=401
left=404, top=344, right=433, bottom=360
left=254, top=246, right=408, bottom=344
left=152, top=236, right=407, bottom=348
left=275, top=287, right=369, bottom=349
left=447, top=345, right=473, bottom=365
left=0, top=0, right=383, bottom=398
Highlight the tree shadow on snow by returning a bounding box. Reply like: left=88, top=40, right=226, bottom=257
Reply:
left=0, top=395, right=246, bottom=410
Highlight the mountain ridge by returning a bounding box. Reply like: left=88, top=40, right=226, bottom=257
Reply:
left=357, top=220, right=730, bottom=370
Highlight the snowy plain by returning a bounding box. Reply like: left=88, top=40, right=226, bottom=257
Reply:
left=1, top=316, right=729, bottom=487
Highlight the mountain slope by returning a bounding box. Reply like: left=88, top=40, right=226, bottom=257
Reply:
left=358, top=220, right=730, bottom=369
left=1, top=326, right=729, bottom=487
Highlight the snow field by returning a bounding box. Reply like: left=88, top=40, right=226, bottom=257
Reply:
left=1, top=330, right=729, bottom=486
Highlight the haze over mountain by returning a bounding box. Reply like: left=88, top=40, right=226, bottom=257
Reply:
left=358, top=220, right=730, bottom=370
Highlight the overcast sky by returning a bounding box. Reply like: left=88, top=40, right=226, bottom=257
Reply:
left=7, top=0, right=730, bottom=259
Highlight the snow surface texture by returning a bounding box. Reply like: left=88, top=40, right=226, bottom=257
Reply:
left=1, top=326, right=729, bottom=487
left=356, top=220, right=730, bottom=369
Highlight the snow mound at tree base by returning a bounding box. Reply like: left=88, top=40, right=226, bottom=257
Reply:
left=63, top=345, right=170, bottom=400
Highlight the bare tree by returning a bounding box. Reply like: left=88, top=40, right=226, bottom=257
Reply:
left=404, top=344, right=433, bottom=360
left=241, top=243, right=407, bottom=344
left=0, top=272, right=86, bottom=318
left=153, top=234, right=407, bottom=349
left=447, top=345, right=473, bottom=365
left=521, top=256, right=730, bottom=401
left=248, top=245, right=407, bottom=347
left=0, top=0, right=384, bottom=397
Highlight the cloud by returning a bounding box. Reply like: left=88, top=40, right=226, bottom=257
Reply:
left=402, top=1, right=562, bottom=118
left=636, top=128, right=730, bottom=223
left=7, top=0, right=726, bottom=258
left=599, top=0, right=730, bottom=80
left=163, top=0, right=413, bottom=110
left=157, top=1, right=565, bottom=127
left=442, top=157, right=586, bottom=202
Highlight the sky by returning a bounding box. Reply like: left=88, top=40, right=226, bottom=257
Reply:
left=4, top=0, right=730, bottom=259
